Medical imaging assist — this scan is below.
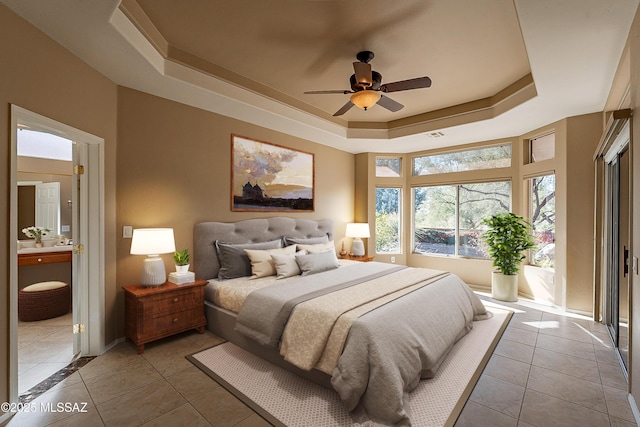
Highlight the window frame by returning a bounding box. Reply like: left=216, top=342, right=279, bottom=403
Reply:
left=412, top=143, right=512, bottom=177
left=411, top=179, right=512, bottom=259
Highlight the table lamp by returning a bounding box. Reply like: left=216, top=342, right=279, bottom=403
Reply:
left=130, top=228, right=176, bottom=286
left=346, top=223, right=370, bottom=257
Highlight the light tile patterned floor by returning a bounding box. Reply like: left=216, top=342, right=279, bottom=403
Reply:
left=18, top=313, right=76, bottom=396
left=455, top=295, right=637, bottom=427
left=3, top=295, right=637, bottom=426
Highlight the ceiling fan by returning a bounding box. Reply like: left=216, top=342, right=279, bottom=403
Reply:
left=304, top=51, right=432, bottom=117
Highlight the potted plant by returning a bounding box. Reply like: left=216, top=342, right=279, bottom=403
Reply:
left=481, top=212, right=537, bottom=302
left=173, top=248, right=190, bottom=273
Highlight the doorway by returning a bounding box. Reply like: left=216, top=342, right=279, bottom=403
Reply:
left=603, top=120, right=631, bottom=373
left=9, top=105, right=105, bottom=404
left=16, top=133, right=75, bottom=396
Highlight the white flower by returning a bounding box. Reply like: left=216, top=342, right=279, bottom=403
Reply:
left=21, top=226, right=52, bottom=239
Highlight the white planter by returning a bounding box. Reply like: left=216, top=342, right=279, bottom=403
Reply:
left=492, top=272, right=518, bottom=302
left=176, top=264, right=190, bottom=273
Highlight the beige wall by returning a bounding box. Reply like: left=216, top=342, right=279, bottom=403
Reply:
left=115, top=87, right=355, bottom=335
left=0, top=4, right=118, bottom=407
left=564, top=114, right=602, bottom=312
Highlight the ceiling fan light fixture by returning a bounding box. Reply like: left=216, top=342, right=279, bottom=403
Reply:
left=350, top=90, right=381, bottom=111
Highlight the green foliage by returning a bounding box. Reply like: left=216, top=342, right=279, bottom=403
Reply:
left=375, top=211, right=400, bottom=253
left=481, top=213, right=537, bottom=275
left=173, top=248, right=190, bottom=266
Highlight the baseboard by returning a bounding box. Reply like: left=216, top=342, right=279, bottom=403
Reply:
left=101, top=336, right=126, bottom=355
left=628, top=393, right=640, bottom=425
left=0, top=410, right=14, bottom=425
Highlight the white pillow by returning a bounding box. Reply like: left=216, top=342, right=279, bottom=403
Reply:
left=295, top=250, right=340, bottom=276
left=296, top=240, right=335, bottom=254
left=272, top=250, right=307, bottom=279
left=244, top=245, right=296, bottom=278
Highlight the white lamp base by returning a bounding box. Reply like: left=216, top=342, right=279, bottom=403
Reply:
left=140, top=255, right=167, bottom=286
left=351, top=238, right=365, bottom=257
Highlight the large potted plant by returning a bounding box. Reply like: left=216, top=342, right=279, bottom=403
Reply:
left=481, top=212, right=537, bottom=302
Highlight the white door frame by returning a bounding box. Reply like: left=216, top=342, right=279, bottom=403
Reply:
left=9, top=105, right=105, bottom=403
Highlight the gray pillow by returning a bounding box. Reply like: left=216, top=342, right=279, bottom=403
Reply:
left=283, top=235, right=329, bottom=247
left=215, top=239, right=282, bottom=280
left=295, top=250, right=340, bottom=276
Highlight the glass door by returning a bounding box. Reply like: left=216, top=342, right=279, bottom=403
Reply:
left=603, top=123, right=630, bottom=373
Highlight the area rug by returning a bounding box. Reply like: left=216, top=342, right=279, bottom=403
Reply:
left=188, top=307, right=511, bottom=427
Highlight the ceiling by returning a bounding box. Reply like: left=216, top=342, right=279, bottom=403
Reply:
left=2, top=0, right=638, bottom=154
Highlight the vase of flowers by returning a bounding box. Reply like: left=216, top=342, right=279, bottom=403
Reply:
left=22, top=226, right=52, bottom=248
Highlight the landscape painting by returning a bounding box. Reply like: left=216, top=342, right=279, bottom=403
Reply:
left=231, top=135, right=314, bottom=211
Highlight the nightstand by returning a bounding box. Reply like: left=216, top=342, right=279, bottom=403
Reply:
left=124, top=279, right=207, bottom=354
left=340, top=255, right=375, bottom=262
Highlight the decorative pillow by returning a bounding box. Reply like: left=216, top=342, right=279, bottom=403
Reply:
left=215, top=239, right=282, bottom=280
left=283, top=235, right=329, bottom=247
left=295, top=250, right=340, bottom=276
left=245, top=245, right=296, bottom=278
left=272, top=250, right=307, bottom=279
left=296, top=240, right=335, bottom=254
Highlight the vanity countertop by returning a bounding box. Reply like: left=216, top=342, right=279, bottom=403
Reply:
left=18, top=245, right=73, bottom=255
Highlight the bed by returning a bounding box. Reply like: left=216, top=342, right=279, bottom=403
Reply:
left=194, top=217, right=490, bottom=426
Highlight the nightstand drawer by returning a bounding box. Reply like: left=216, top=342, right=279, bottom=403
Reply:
left=154, top=310, right=200, bottom=333
left=146, top=291, right=200, bottom=316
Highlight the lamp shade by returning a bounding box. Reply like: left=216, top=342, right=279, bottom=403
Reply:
left=350, top=90, right=381, bottom=110
left=130, top=228, right=175, bottom=286
left=130, top=228, right=176, bottom=255
left=345, top=223, right=370, bottom=238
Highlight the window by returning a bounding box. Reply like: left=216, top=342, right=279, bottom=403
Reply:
left=375, top=187, right=401, bottom=253
left=529, top=133, right=555, bottom=163
left=529, top=174, right=555, bottom=268
left=413, top=181, right=511, bottom=257
left=413, top=144, right=511, bottom=176
left=376, top=157, right=402, bottom=177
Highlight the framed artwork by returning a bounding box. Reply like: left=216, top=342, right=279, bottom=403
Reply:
left=231, top=134, right=314, bottom=212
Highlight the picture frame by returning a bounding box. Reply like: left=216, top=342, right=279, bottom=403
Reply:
left=231, top=134, right=314, bottom=212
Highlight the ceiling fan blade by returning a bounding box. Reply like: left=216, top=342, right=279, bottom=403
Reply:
left=304, top=90, right=352, bottom=94
left=377, top=95, right=404, bottom=112
left=381, top=76, right=432, bottom=93
left=353, top=62, right=373, bottom=87
left=333, top=101, right=355, bottom=116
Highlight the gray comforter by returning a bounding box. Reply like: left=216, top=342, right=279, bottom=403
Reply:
left=235, top=262, right=490, bottom=426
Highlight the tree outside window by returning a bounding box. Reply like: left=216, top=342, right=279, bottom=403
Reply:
left=375, top=188, right=401, bottom=253
left=413, top=181, right=511, bottom=257
left=529, top=174, right=555, bottom=268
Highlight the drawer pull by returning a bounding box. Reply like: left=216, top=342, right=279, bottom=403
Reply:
left=173, top=297, right=179, bottom=303
left=38, top=258, right=42, bottom=262
left=173, top=318, right=178, bottom=323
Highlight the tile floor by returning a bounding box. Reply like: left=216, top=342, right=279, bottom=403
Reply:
left=2, top=295, right=637, bottom=426
left=18, top=312, right=76, bottom=396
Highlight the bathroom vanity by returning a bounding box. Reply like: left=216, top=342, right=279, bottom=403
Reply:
left=17, top=242, right=72, bottom=290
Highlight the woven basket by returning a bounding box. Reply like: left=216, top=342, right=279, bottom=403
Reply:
left=18, top=283, right=71, bottom=322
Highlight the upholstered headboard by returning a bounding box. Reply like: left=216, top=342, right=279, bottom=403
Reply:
left=193, top=217, right=333, bottom=280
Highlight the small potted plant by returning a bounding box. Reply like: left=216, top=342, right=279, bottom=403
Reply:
left=481, top=212, right=537, bottom=302
left=22, top=226, right=52, bottom=248
left=173, top=248, right=190, bottom=273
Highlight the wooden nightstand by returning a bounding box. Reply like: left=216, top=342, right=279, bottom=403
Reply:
left=124, top=279, right=207, bottom=354
left=340, top=255, right=375, bottom=262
